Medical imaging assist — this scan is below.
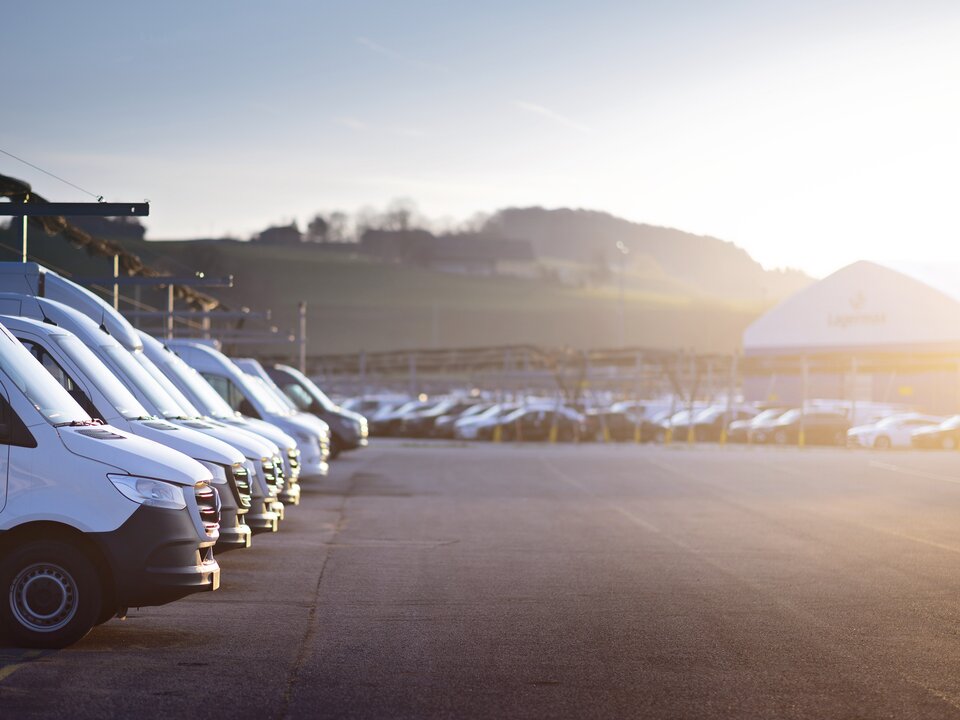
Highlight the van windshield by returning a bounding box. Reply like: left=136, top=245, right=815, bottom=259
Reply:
left=102, top=345, right=186, bottom=419
left=158, top=352, right=237, bottom=419
left=284, top=369, right=337, bottom=411
left=283, top=383, right=314, bottom=411
left=0, top=332, right=90, bottom=425
left=133, top=352, right=202, bottom=418
left=244, top=376, right=291, bottom=415
left=53, top=334, right=149, bottom=421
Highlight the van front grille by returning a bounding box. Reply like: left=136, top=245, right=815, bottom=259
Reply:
left=229, top=465, right=252, bottom=509
left=195, top=482, right=221, bottom=537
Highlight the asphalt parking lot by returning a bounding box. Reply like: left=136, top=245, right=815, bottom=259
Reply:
left=7, top=441, right=960, bottom=718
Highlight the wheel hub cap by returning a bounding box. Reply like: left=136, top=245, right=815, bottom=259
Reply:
left=10, top=563, right=78, bottom=632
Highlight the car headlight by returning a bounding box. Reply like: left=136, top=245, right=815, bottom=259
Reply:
left=109, top=475, right=186, bottom=510
left=197, top=460, right=228, bottom=485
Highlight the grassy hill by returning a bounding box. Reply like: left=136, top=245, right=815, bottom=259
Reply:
left=157, top=241, right=767, bottom=354
left=0, top=222, right=776, bottom=357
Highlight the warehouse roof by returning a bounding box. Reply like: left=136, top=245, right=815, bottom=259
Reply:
left=743, top=261, right=960, bottom=354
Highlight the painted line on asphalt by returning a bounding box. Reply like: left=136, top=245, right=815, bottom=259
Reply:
left=869, top=460, right=960, bottom=487
left=539, top=457, right=661, bottom=534
left=0, top=650, right=43, bottom=683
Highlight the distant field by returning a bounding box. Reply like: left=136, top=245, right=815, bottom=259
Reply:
left=0, top=229, right=767, bottom=356
left=152, top=241, right=766, bottom=355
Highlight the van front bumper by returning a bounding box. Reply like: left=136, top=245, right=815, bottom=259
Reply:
left=246, top=501, right=280, bottom=534
left=94, top=505, right=221, bottom=608
left=279, top=481, right=301, bottom=505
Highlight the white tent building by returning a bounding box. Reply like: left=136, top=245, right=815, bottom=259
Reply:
left=742, top=261, right=960, bottom=413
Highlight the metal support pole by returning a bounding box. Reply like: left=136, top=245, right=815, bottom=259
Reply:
left=359, top=350, right=367, bottom=396
left=850, top=356, right=858, bottom=426
left=113, top=255, right=119, bottom=311
left=799, top=355, right=809, bottom=448
left=298, top=301, right=307, bottom=374
left=722, top=352, right=736, bottom=446
left=632, top=352, right=642, bottom=443
left=166, top=284, right=174, bottom=340
left=408, top=353, right=417, bottom=397
left=687, top=351, right=695, bottom=445
left=21, top=193, right=29, bottom=263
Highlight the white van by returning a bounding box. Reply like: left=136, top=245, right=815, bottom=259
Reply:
left=137, top=331, right=302, bottom=506
left=0, top=320, right=220, bottom=647
left=0, top=305, right=253, bottom=552
left=168, top=341, right=330, bottom=478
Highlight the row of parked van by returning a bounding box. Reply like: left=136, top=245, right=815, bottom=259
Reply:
left=0, top=263, right=368, bottom=648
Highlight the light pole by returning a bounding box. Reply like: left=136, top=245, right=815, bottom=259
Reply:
left=616, top=240, right=630, bottom=347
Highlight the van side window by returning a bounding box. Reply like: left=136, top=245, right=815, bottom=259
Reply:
left=21, top=341, right=76, bottom=392
left=19, top=340, right=103, bottom=422
left=202, top=373, right=243, bottom=412
left=0, top=392, right=37, bottom=449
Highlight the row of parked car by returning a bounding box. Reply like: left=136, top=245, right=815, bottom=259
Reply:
left=348, top=392, right=960, bottom=450
left=0, top=263, right=368, bottom=648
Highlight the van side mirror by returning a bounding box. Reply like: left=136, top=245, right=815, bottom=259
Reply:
left=238, top=399, right=261, bottom=419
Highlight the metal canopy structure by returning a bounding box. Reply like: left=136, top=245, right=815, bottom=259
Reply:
left=0, top=202, right=149, bottom=217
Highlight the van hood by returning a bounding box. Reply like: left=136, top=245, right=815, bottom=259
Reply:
left=58, top=424, right=209, bottom=487
left=269, top=412, right=329, bottom=437
left=131, top=419, right=245, bottom=466
left=176, top=418, right=277, bottom=459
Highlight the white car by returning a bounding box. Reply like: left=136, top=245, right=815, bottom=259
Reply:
left=454, top=403, right=520, bottom=439
left=847, top=413, right=943, bottom=449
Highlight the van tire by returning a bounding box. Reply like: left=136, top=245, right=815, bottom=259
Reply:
left=874, top=436, right=891, bottom=449
left=943, top=437, right=957, bottom=450
left=0, top=541, right=102, bottom=648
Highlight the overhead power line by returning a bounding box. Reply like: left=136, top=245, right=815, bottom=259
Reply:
left=0, top=147, right=103, bottom=201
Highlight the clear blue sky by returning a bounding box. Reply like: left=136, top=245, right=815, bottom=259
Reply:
left=3, top=0, right=959, bottom=276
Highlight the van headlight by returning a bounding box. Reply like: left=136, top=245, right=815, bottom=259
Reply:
left=109, top=475, right=186, bottom=510
left=197, top=460, right=228, bottom=485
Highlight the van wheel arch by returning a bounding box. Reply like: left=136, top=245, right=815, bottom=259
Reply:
left=0, top=522, right=116, bottom=624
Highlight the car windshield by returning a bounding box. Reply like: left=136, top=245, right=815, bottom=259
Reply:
left=694, top=407, right=721, bottom=422
left=777, top=409, right=802, bottom=423
left=394, top=400, right=423, bottom=415
left=54, top=334, right=149, bottom=421
left=502, top=408, right=527, bottom=422
left=752, top=409, right=783, bottom=423
left=0, top=331, right=91, bottom=425
left=459, top=404, right=489, bottom=419
left=102, top=345, right=185, bottom=419
left=875, top=415, right=908, bottom=428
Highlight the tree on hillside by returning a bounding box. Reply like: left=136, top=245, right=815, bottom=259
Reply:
left=327, top=211, right=351, bottom=242
left=306, top=214, right=329, bottom=243
left=381, top=198, right=418, bottom=231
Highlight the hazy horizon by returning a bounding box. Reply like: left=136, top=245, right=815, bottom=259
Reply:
left=3, top=0, right=960, bottom=277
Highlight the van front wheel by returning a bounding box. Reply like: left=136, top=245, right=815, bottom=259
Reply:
left=0, top=541, right=102, bottom=648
